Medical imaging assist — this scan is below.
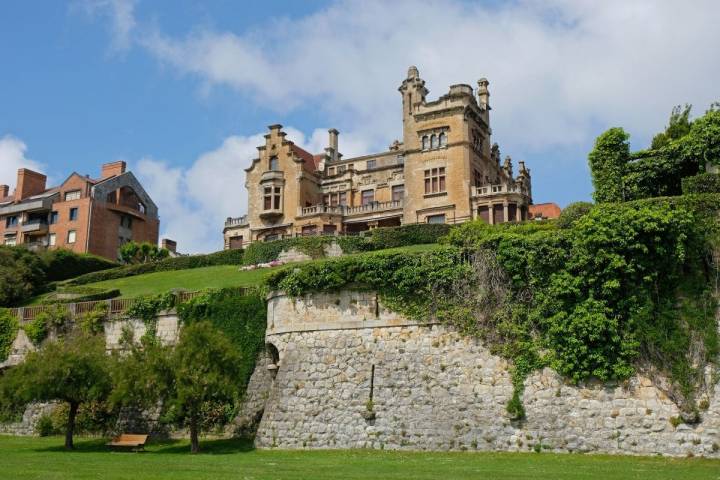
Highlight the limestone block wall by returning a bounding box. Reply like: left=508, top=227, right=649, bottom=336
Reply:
left=256, top=291, right=720, bottom=457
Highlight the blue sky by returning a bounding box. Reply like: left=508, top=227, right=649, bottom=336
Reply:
left=1, top=1, right=719, bottom=252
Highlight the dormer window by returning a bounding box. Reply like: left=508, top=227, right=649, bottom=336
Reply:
left=269, top=156, right=279, bottom=171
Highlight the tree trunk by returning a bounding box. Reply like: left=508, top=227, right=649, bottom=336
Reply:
left=65, top=402, right=79, bottom=450
left=189, top=414, right=200, bottom=454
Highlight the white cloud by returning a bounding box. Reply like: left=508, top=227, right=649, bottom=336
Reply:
left=120, top=0, right=720, bottom=154
left=77, top=0, right=137, bottom=50
left=133, top=128, right=340, bottom=253
left=0, top=135, right=44, bottom=194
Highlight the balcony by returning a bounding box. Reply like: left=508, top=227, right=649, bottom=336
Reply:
left=25, top=240, right=48, bottom=252
left=345, top=200, right=403, bottom=216
left=0, top=196, right=55, bottom=216
left=224, top=215, right=249, bottom=228
left=472, top=183, right=529, bottom=198
left=260, top=171, right=284, bottom=183
left=259, top=209, right=283, bottom=221
left=21, top=219, right=49, bottom=234
left=298, top=205, right=345, bottom=217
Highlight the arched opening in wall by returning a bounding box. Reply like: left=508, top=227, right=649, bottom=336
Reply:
left=266, top=342, right=280, bottom=379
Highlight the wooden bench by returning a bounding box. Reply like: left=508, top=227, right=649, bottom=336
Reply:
left=107, top=434, right=149, bottom=451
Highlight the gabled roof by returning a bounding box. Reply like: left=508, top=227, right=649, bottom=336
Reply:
left=290, top=144, right=323, bottom=173
left=529, top=203, right=561, bottom=220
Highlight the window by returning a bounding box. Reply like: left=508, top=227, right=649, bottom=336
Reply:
left=328, top=167, right=336, bottom=175
left=424, top=167, right=446, bottom=194
left=263, top=186, right=282, bottom=210
left=474, top=170, right=482, bottom=188
left=64, top=190, right=81, bottom=201
left=325, top=192, right=348, bottom=206
left=396, top=155, right=405, bottom=166
left=48, top=233, right=56, bottom=246
left=339, top=191, right=347, bottom=206
left=427, top=214, right=446, bottom=224
left=392, top=185, right=404, bottom=202
left=348, top=164, right=354, bottom=170
left=69, top=207, right=79, bottom=221
left=49, top=211, right=58, bottom=224
left=439, top=132, right=447, bottom=147
left=5, top=216, right=18, bottom=228
left=366, top=159, right=376, bottom=170
left=67, top=230, right=77, bottom=244
left=422, top=136, right=430, bottom=150
left=269, top=156, right=279, bottom=171
left=120, top=215, right=133, bottom=229
left=337, top=165, right=346, bottom=174
left=361, top=189, right=375, bottom=205
left=431, top=134, right=438, bottom=149
left=265, top=234, right=279, bottom=242
left=4, top=235, right=16, bottom=246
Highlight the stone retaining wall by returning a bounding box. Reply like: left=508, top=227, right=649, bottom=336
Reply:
left=255, top=291, right=720, bottom=457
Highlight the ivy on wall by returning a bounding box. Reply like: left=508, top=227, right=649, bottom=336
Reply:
left=267, top=194, right=720, bottom=419
left=0, top=309, right=19, bottom=363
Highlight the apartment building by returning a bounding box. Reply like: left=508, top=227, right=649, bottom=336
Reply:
left=224, top=66, right=532, bottom=248
left=0, top=161, right=159, bottom=261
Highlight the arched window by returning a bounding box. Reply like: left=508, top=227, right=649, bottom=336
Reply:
left=422, top=136, right=429, bottom=150
left=269, top=156, right=279, bottom=171
left=439, top=132, right=447, bottom=147
left=431, top=134, right=438, bottom=149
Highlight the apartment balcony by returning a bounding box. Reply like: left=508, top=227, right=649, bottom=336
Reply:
left=224, top=215, right=249, bottom=228
left=298, top=204, right=345, bottom=217
left=25, top=240, right=48, bottom=252
left=472, top=183, right=529, bottom=198
left=21, top=219, right=49, bottom=234
left=0, top=196, right=55, bottom=216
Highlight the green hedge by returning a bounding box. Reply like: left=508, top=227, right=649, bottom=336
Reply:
left=367, top=223, right=452, bottom=250
left=682, top=173, right=720, bottom=194
left=40, top=250, right=119, bottom=282
left=243, top=224, right=451, bottom=265
left=54, top=286, right=121, bottom=303
left=67, top=249, right=244, bottom=286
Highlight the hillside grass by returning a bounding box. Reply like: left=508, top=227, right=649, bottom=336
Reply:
left=1, top=436, right=717, bottom=480
left=23, top=244, right=439, bottom=302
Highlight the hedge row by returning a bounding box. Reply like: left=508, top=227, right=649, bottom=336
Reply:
left=53, top=286, right=121, bottom=303
left=242, top=223, right=451, bottom=265
left=40, top=250, right=119, bottom=282
left=682, top=173, right=720, bottom=194
left=67, top=249, right=244, bottom=286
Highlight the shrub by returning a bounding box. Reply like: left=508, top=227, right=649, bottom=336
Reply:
left=0, top=246, right=47, bottom=307
left=119, top=241, right=169, bottom=265
left=368, top=223, right=452, bottom=250
left=77, top=303, right=109, bottom=335
left=67, top=249, right=244, bottom=286
left=682, top=173, right=720, bottom=194
left=557, top=201, right=594, bottom=229
left=0, top=309, right=19, bottom=362
left=27, top=304, right=72, bottom=343
left=35, top=414, right=56, bottom=437
left=40, top=249, right=118, bottom=282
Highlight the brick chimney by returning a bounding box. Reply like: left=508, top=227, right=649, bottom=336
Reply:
left=161, top=238, right=177, bottom=254
left=0, top=184, right=9, bottom=199
left=15, top=169, right=47, bottom=201
left=101, top=161, right=127, bottom=179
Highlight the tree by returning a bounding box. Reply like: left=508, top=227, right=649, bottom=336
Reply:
left=119, top=241, right=169, bottom=265
left=651, top=104, right=693, bottom=149
left=588, top=127, right=630, bottom=203
left=166, top=321, right=241, bottom=453
left=0, top=246, right=46, bottom=307
left=0, top=333, right=112, bottom=449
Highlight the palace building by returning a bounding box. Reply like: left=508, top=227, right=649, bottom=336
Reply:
left=224, top=67, right=532, bottom=249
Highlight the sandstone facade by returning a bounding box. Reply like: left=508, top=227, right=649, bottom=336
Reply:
left=224, top=67, right=533, bottom=249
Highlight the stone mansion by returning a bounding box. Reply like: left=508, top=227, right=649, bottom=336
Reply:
left=224, top=67, right=532, bottom=248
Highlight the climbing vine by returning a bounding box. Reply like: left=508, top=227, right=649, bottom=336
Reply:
left=267, top=195, right=720, bottom=419
left=0, top=309, right=19, bottom=363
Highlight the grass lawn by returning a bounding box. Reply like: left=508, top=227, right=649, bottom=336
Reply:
left=34, top=243, right=440, bottom=300
left=0, top=436, right=718, bottom=480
